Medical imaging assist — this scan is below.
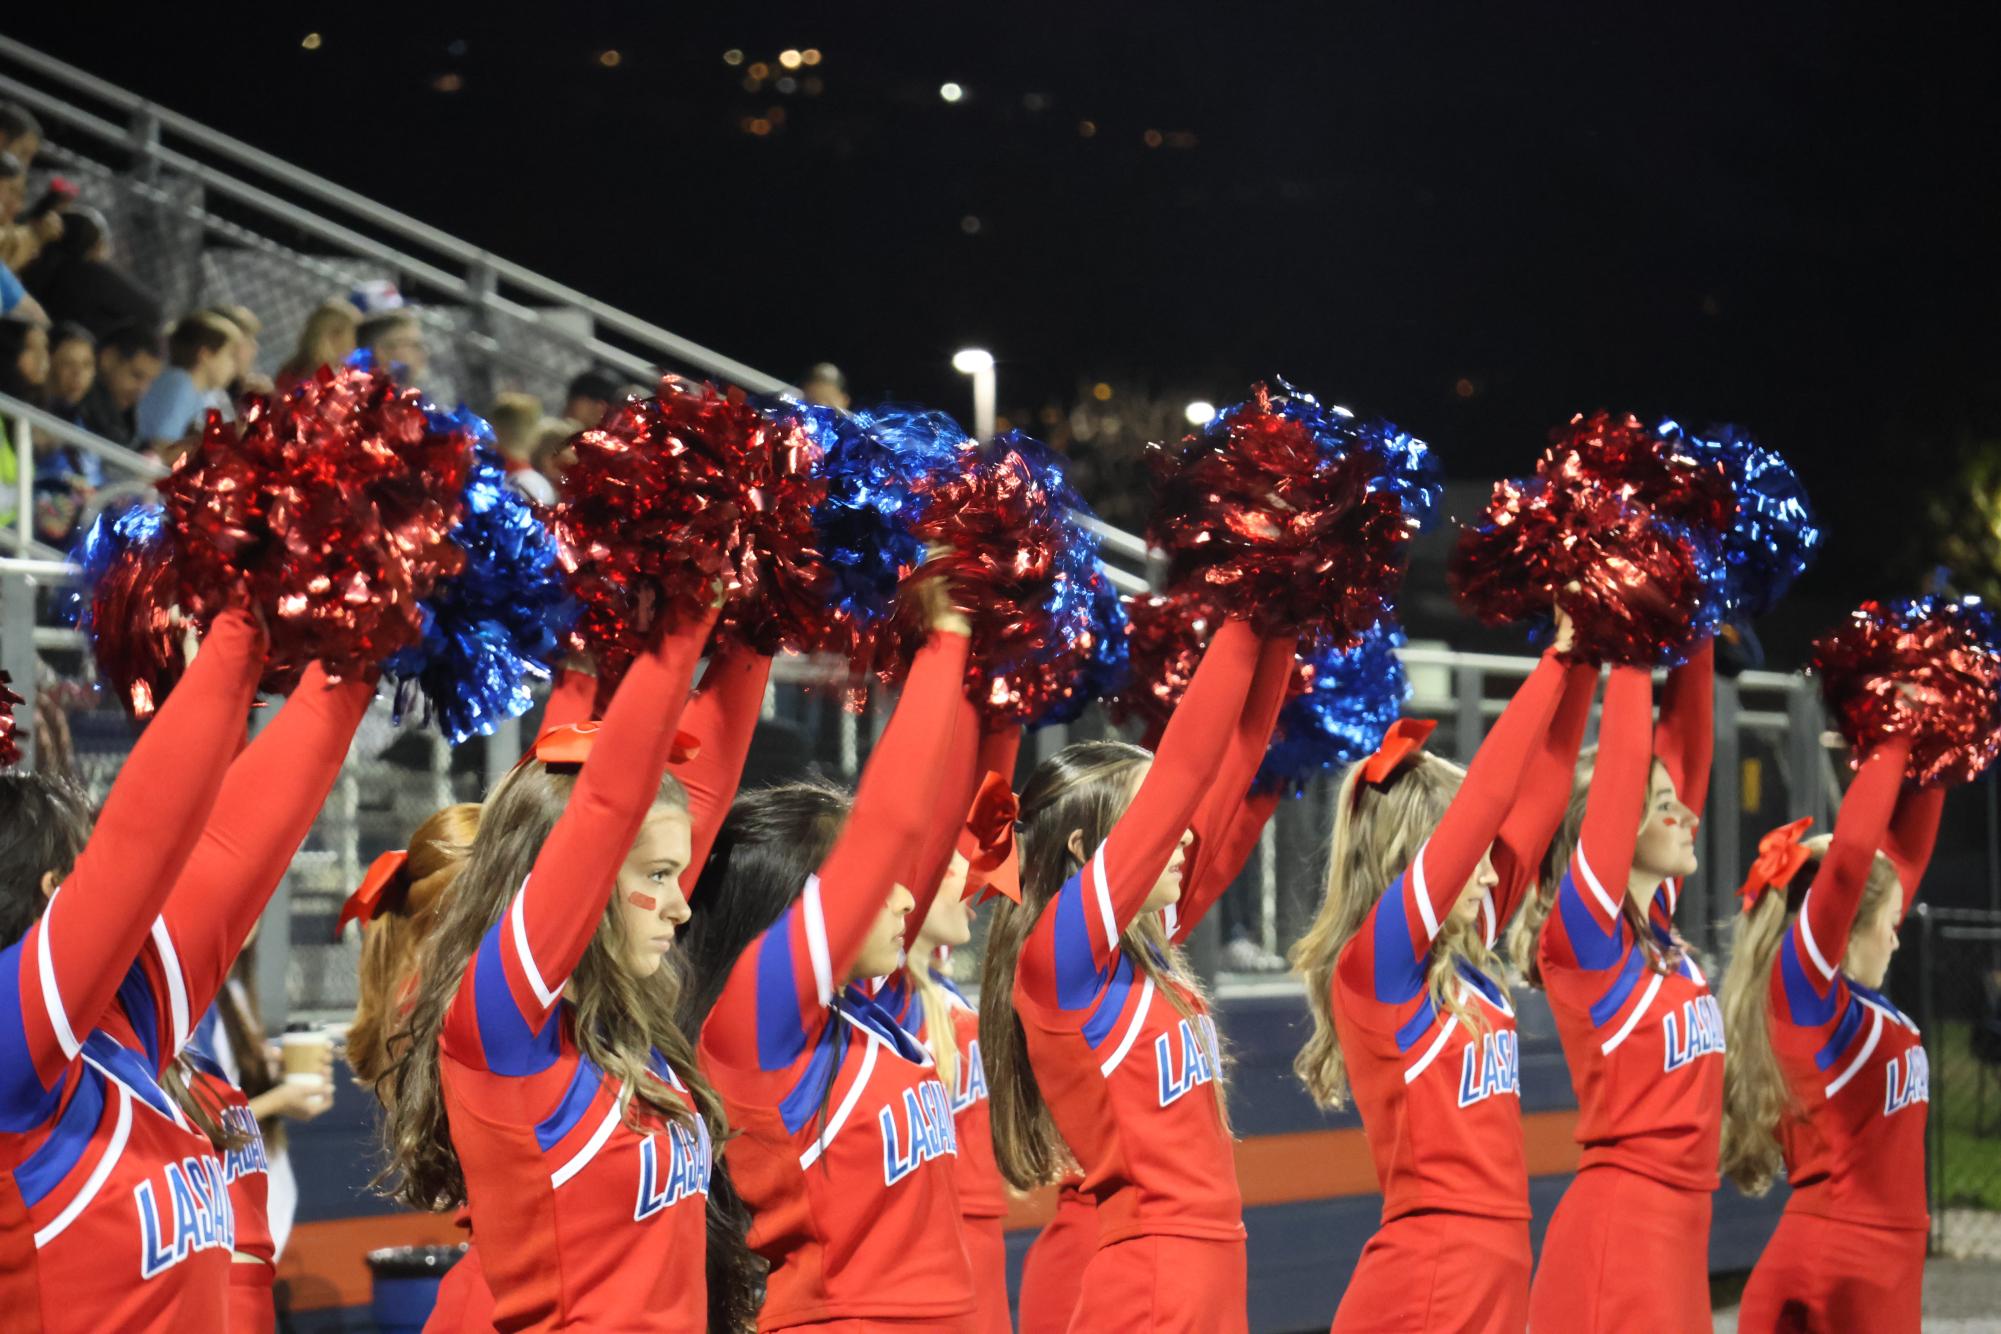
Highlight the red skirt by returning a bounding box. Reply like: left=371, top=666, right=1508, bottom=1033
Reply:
left=228, top=1260, right=276, bottom=1334
left=961, top=1215, right=1012, bottom=1334
left=1528, top=1165, right=1711, bottom=1333
left=424, top=1245, right=497, bottom=1332
left=1068, top=1233, right=1248, bottom=1334
left=1737, top=1208, right=1925, bottom=1334
left=1331, top=1212, right=1530, bottom=1333
left=1018, top=1187, right=1097, bottom=1334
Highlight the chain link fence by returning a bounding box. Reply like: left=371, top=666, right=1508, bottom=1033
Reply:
left=1914, top=906, right=2001, bottom=1259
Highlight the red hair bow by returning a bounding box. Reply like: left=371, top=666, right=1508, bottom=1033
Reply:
left=1353, top=717, right=1437, bottom=804
left=336, top=849, right=409, bottom=939
left=958, top=771, right=1022, bottom=905
left=515, top=721, right=701, bottom=771
left=1737, top=817, right=1815, bottom=914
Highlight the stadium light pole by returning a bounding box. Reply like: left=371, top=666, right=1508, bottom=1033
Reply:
left=952, top=348, right=996, bottom=440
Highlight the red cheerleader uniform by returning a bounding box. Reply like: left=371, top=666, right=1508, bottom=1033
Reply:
left=1529, top=660, right=1725, bottom=1334
left=699, top=629, right=980, bottom=1332
left=1012, top=621, right=1291, bottom=1334
left=1737, top=738, right=1942, bottom=1333
left=428, top=644, right=772, bottom=1334
left=0, top=611, right=264, bottom=1332
left=1329, top=652, right=1593, bottom=1333
left=437, top=607, right=719, bottom=1333
left=1018, top=1179, right=1098, bottom=1334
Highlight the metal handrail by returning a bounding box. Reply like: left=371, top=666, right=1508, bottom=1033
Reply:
left=0, top=393, right=168, bottom=478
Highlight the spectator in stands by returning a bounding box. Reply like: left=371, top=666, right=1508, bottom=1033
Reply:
left=800, top=361, right=851, bottom=410
left=275, top=299, right=360, bottom=395
left=32, top=323, right=103, bottom=545
left=357, top=309, right=428, bottom=382
left=533, top=416, right=579, bottom=496
left=0, top=150, right=63, bottom=274
left=200, top=304, right=273, bottom=398
left=0, top=257, right=45, bottom=326
left=17, top=205, right=162, bottom=342
left=134, top=311, right=238, bottom=462
left=0, top=104, right=40, bottom=170
left=560, top=368, right=622, bottom=430
left=486, top=390, right=557, bottom=505
left=75, top=324, right=163, bottom=446
left=0, top=316, right=51, bottom=533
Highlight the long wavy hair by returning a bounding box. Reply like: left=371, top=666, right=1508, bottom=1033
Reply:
left=1290, top=754, right=1502, bottom=1109
left=347, top=803, right=481, bottom=1092
left=979, top=740, right=1219, bottom=1191
left=1718, top=838, right=1902, bottom=1194
left=1506, top=749, right=1681, bottom=987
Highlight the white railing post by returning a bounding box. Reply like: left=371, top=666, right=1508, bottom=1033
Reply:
left=13, top=410, right=32, bottom=558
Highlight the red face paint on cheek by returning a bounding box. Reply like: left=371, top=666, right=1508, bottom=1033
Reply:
left=626, top=891, right=659, bottom=912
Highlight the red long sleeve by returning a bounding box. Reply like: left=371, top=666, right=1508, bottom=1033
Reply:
left=543, top=666, right=599, bottom=730
left=1654, top=640, right=1714, bottom=819
left=155, top=665, right=374, bottom=1058
left=902, top=691, right=981, bottom=948
left=1490, top=662, right=1599, bottom=935
left=1574, top=667, right=1655, bottom=919
left=1170, top=634, right=1295, bottom=941
left=702, top=630, right=970, bottom=1070
left=1796, top=739, right=1910, bottom=989
left=671, top=648, right=774, bottom=894
left=1410, top=652, right=1569, bottom=930
left=1081, top=618, right=1260, bottom=963
left=1885, top=785, right=1945, bottom=920
left=20, top=610, right=263, bottom=1086
left=977, top=726, right=1022, bottom=791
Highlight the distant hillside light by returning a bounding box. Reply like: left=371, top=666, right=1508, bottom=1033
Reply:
left=723, top=49, right=744, bottom=66
left=301, top=32, right=323, bottom=50
left=939, top=82, right=965, bottom=103
left=598, top=49, right=622, bottom=68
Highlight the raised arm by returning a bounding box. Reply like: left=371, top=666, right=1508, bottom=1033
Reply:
left=903, top=691, right=981, bottom=948
left=1542, top=665, right=1654, bottom=969
left=1490, top=661, right=1599, bottom=936
left=1785, top=737, right=1910, bottom=1005
left=1169, top=634, right=1296, bottom=941
left=1885, top=784, right=1945, bottom=920
left=1654, top=639, right=1714, bottom=820
left=445, top=606, right=717, bottom=1071
left=1, top=609, right=263, bottom=1107
left=703, top=629, right=970, bottom=1071
left=672, top=647, right=774, bottom=892
left=149, top=665, right=374, bottom=1064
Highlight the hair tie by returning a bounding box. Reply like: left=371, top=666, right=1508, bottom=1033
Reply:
left=1736, top=817, right=1814, bottom=914
left=1351, top=717, right=1436, bottom=807
left=336, top=849, right=410, bottom=939
left=957, top=771, right=1021, bottom=904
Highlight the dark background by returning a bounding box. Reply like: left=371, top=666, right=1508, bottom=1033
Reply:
left=10, top=4, right=1999, bottom=652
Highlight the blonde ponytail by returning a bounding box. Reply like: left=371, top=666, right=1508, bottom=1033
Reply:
left=908, top=959, right=960, bottom=1093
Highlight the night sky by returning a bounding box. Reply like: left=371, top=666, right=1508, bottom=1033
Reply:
left=9, top=4, right=1999, bottom=610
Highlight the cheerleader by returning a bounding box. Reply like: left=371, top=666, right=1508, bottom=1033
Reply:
left=383, top=593, right=749, bottom=1331
left=1512, top=643, right=1723, bottom=1333
left=978, top=617, right=1295, bottom=1334
left=0, top=609, right=264, bottom=1330
left=874, top=726, right=1021, bottom=1334
left=1290, top=611, right=1590, bottom=1333
left=678, top=588, right=980, bottom=1331
left=1720, top=727, right=1943, bottom=1332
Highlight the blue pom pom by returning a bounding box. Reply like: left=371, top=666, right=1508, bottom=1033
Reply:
left=384, top=415, right=577, bottom=744
left=804, top=402, right=966, bottom=635
left=69, top=503, right=166, bottom=628
left=1256, top=622, right=1410, bottom=795
left=1683, top=425, right=1821, bottom=620
left=1268, top=385, right=1445, bottom=535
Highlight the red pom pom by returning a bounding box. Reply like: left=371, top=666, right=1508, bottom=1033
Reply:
left=1146, top=384, right=1434, bottom=645
left=0, top=671, right=24, bottom=769
left=157, top=364, right=473, bottom=695
left=1449, top=474, right=1720, bottom=667
left=551, top=378, right=755, bottom=706
left=1114, top=589, right=1310, bottom=743
left=881, top=435, right=1072, bottom=723
left=716, top=409, right=849, bottom=659
left=1810, top=599, right=2001, bottom=786
left=87, top=523, right=185, bottom=719
left=1538, top=411, right=1733, bottom=538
